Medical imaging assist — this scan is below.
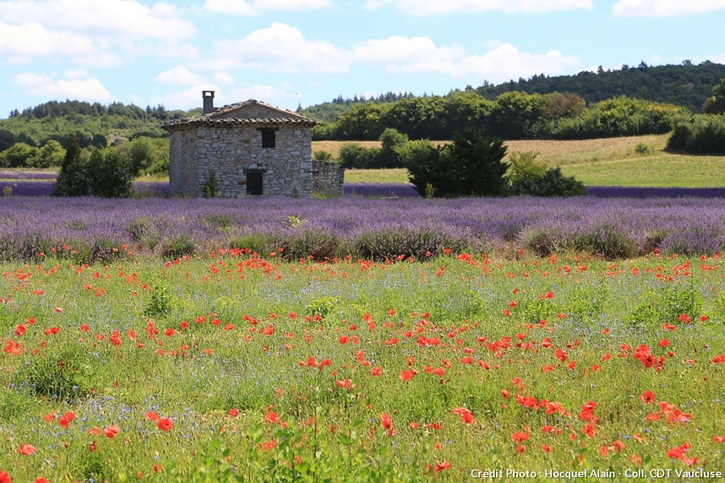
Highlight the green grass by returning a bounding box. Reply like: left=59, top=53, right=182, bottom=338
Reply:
left=559, top=154, right=725, bottom=187
left=2, top=251, right=725, bottom=481
left=337, top=134, right=725, bottom=188
left=344, top=168, right=410, bottom=184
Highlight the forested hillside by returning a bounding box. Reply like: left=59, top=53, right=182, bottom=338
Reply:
left=299, top=62, right=725, bottom=123
left=0, top=100, right=197, bottom=151
left=476, top=61, right=725, bottom=113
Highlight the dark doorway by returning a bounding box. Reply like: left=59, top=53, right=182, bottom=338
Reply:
left=246, top=171, right=263, bottom=195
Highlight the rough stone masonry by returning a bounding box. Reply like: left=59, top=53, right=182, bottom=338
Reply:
left=163, top=94, right=344, bottom=198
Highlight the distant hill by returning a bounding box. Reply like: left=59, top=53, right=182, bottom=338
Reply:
left=0, top=100, right=199, bottom=150
left=475, top=61, right=725, bottom=114
left=299, top=62, right=725, bottom=123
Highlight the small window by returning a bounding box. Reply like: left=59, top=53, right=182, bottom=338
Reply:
left=261, top=130, right=275, bottom=148
left=247, top=172, right=263, bottom=195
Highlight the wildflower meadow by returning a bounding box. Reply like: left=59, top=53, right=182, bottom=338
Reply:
left=2, top=197, right=725, bottom=481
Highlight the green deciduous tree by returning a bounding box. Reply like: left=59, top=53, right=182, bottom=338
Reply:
left=703, top=78, right=725, bottom=114
left=33, top=140, right=66, bottom=168
left=0, top=142, right=39, bottom=168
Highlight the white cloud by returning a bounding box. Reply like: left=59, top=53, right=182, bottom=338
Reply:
left=155, top=65, right=206, bottom=85
left=64, top=69, right=89, bottom=80
left=206, top=24, right=579, bottom=83
left=230, top=85, right=291, bottom=101
left=0, top=0, right=196, bottom=40
left=364, top=0, right=592, bottom=15
left=212, top=23, right=348, bottom=73
left=0, top=22, right=95, bottom=58
left=612, top=0, right=725, bottom=17
left=351, top=38, right=578, bottom=81
left=214, top=72, right=236, bottom=85
left=203, top=0, right=333, bottom=15
left=451, top=43, right=579, bottom=81
left=12, top=71, right=116, bottom=101
left=352, top=36, right=465, bottom=66
left=149, top=84, right=221, bottom=109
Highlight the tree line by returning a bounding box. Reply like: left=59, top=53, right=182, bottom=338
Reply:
left=312, top=92, right=688, bottom=141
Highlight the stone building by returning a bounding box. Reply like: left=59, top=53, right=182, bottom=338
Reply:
left=162, top=91, right=344, bottom=198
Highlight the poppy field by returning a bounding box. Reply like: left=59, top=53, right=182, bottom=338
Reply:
left=2, top=241, right=725, bottom=482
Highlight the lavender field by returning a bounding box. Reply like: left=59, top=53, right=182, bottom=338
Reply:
left=1, top=195, right=725, bottom=263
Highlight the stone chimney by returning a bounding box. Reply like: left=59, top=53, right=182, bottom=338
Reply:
left=202, top=90, right=215, bottom=114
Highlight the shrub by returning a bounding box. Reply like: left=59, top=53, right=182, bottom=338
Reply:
left=378, top=128, right=408, bottom=168
left=88, top=148, right=134, bottom=198
left=313, top=150, right=333, bottom=161
left=635, top=142, right=651, bottom=155
left=403, top=129, right=508, bottom=198
left=161, top=234, right=196, bottom=259
left=506, top=151, right=547, bottom=193
left=338, top=143, right=381, bottom=169
left=667, top=114, right=725, bottom=155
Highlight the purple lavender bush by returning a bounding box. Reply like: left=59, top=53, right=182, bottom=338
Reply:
left=2, top=196, right=725, bottom=262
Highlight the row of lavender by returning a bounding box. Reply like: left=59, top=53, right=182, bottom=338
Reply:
left=1, top=196, right=724, bottom=262
left=6, top=178, right=725, bottom=199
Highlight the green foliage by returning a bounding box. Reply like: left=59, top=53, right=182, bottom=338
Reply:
left=491, top=91, right=546, bottom=139
left=542, top=92, right=586, bottom=120
left=703, top=78, right=725, bottom=114
left=401, top=131, right=509, bottom=198
left=396, top=140, right=446, bottom=197
left=475, top=62, right=725, bottom=113
left=338, top=143, right=381, bottom=169
left=509, top=163, right=586, bottom=198
left=0, top=142, right=39, bottom=167
left=87, top=148, right=134, bottom=198
left=54, top=138, right=133, bottom=198
left=506, top=151, right=547, bottom=186
left=15, top=345, right=92, bottom=402
left=628, top=283, right=701, bottom=327
left=161, top=234, right=196, bottom=259
left=635, top=142, right=651, bottom=155
left=144, top=282, right=176, bottom=318
left=442, top=128, right=508, bottom=197
left=204, top=170, right=219, bottom=198
left=312, top=149, right=333, bottom=161
left=541, top=96, right=686, bottom=139
left=35, top=139, right=66, bottom=167
left=117, top=136, right=169, bottom=176
left=378, top=128, right=408, bottom=168
left=53, top=134, right=90, bottom=197
left=667, top=114, right=725, bottom=155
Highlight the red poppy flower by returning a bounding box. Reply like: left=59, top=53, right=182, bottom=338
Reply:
left=512, top=432, right=529, bottom=443
left=260, top=440, right=277, bottom=451
left=229, top=408, right=239, bottom=417
left=18, top=444, right=36, bottom=455
left=157, top=418, right=173, bottom=431
left=639, top=390, right=656, bottom=404
left=104, top=425, right=121, bottom=439
left=59, top=411, right=75, bottom=428
left=0, top=471, right=11, bottom=483
left=541, top=445, right=553, bottom=453
left=399, top=369, right=417, bottom=381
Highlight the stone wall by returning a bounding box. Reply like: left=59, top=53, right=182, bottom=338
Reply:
left=168, top=129, right=198, bottom=197
left=169, top=124, right=314, bottom=198
left=312, top=160, right=345, bottom=197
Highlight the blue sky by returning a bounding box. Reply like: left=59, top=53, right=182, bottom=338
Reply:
left=1, top=0, right=724, bottom=118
